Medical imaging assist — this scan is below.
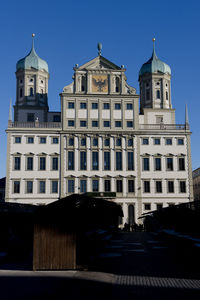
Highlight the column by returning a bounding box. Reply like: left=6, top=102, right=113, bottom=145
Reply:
left=123, top=177, right=127, bottom=197
left=75, top=177, right=79, bottom=193
left=87, top=136, right=91, bottom=171
left=110, top=136, right=115, bottom=171
left=122, top=136, right=126, bottom=171
left=99, top=136, right=103, bottom=171
left=74, top=135, right=79, bottom=172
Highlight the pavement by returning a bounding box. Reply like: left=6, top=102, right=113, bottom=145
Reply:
left=0, top=231, right=200, bottom=299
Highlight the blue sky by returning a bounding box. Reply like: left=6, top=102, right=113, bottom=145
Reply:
left=0, top=0, right=200, bottom=178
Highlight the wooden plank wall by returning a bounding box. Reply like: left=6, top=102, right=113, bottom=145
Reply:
left=33, top=223, right=76, bottom=270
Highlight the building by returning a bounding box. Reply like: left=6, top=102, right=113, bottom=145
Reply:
left=192, top=168, right=200, bottom=201
left=5, top=36, right=193, bottom=225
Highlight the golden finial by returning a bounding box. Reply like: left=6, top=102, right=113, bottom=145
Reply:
left=32, top=33, right=35, bottom=38
left=152, top=37, right=156, bottom=42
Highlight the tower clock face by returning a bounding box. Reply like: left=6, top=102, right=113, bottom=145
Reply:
left=92, top=75, right=108, bottom=93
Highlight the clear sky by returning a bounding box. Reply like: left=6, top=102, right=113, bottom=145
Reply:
left=0, top=0, right=200, bottom=178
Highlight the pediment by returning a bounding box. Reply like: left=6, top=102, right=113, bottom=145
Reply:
left=77, top=56, right=121, bottom=71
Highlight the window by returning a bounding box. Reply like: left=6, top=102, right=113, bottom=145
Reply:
left=168, top=181, right=174, bottom=193
left=104, top=152, right=110, bottom=170
left=28, top=137, right=34, bottom=144
left=40, top=137, right=46, bottom=144
left=156, top=181, right=162, bottom=193
left=26, top=181, right=33, bottom=193
left=115, top=77, right=120, bottom=92
left=157, top=204, right=163, bottom=210
left=68, top=102, right=74, bottom=109
left=116, top=180, right=123, bottom=193
left=115, top=121, right=121, bottom=127
left=14, top=181, right=20, bottom=193
left=80, top=180, right=87, bottom=193
left=80, top=120, right=87, bottom=127
left=166, top=91, right=168, bottom=100
left=52, top=137, right=59, bottom=144
left=166, top=138, right=172, bottom=145
left=68, top=120, right=75, bottom=127
left=93, top=138, right=98, bottom=146
left=126, top=103, right=133, bottom=110
left=180, top=181, right=186, bottom=193
left=52, top=157, right=58, bottom=170
left=81, top=138, right=86, bottom=146
left=155, top=157, right=161, bottom=171
left=143, top=157, right=149, bottom=171
left=20, top=88, right=23, bottom=98
left=27, top=113, right=35, bottom=122
left=128, top=152, right=134, bottom=170
left=27, top=157, right=33, bottom=170
left=14, top=157, right=21, bottom=170
left=128, top=180, right=135, bottom=193
left=166, top=157, right=173, bottom=171
left=80, top=151, right=87, bottom=170
left=146, top=90, right=150, bottom=100
left=30, top=78, right=33, bottom=82
left=39, top=181, right=46, bottom=193
left=92, top=152, right=99, bottom=170
left=178, top=157, right=185, bottom=171
left=68, top=180, right=75, bottom=193
left=144, top=181, right=150, bottom=193
left=92, top=121, right=98, bottom=127
left=92, top=180, right=99, bottom=192
left=128, top=139, right=133, bottom=147
left=154, top=138, right=160, bottom=145
left=15, top=137, right=21, bottom=144
left=178, top=139, right=184, bottom=145
left=156, top=90, right=160, bottom=99
left=39, top=157, right=46, bottom=170
left=52, top=181, right=58, bottom=193
left=104, top=139, right=110, bottom=147
left=68, top=151, right=74, bottom=170
left=142, top=138, right=149, bottom=145
left=69, top=138, right=74, bottom=146
left=92, top=103, right=98, bottom=109
left=104, top=121, right=110, bottom=127
left=103, top=103, right=110, bottom=109
left=144, top=204, right=151, bottom=211
left=116, top=138, right=121, bottom=147
left=116, top=152, right=122, bottom=170
left=115, top=103, right=121, bottom=110
left=127, top=121, right=133, bottom=128
left=104, top=180, right=111, bottom=192
left=29, top=87, right=33, bottom=96
left=80, top=102, right=87, bottom=109
left=53, top=115, right=61, bottom=122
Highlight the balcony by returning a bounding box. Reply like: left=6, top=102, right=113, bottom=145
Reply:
left=139, top=124, right=188, bottom=130
left=8, top=121, right=61, bottom=129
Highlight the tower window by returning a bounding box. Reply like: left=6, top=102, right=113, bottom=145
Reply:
left=115, top=77, right=120, bottom=92
left=30, top=79, right=33, bottom=82
left=30, top=87, right=34, bottom=96
left=20, top=88, right=23, bottom=98
left=41, top=80, right=43, bottom=84
left=27, top=113, right=35, bottom=122
left=146, top=90, right=150, bottom=100
left=166, top=91, right=168, bottom=100
left=156, top=90, right=160, bottom=99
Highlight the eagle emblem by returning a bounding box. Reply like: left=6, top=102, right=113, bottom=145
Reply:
left=92, top=76, right=108, bottom=92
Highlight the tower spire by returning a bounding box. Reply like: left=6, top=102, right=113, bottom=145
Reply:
left=32, top=33, right=35, bottom=50
left=152, top=37, right=157, bottom=59
left=8, top=99, right=12, bottom=123
left=185, top=104, right=189, bottom=129
left=97, top=42, right=102, bottom=56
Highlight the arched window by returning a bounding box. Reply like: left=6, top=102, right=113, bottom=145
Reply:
left=156, top=90, right=160, bottom=99
left=20, top=88, right=23, bottom=98
left=30, top=87, right=33, bottom=96
left=146, top=90, right=150, bottom=101
left=115, top=77, right=120, bottom=92
left=166, top=91, right=168, bottom=100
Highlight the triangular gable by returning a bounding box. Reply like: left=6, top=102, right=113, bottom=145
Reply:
left=77, top=56, right=122, bottom=71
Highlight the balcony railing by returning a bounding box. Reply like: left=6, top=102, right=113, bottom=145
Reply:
left=139, top=124, right=188, bottom=130
left=8, top=121, right=61, bottom=129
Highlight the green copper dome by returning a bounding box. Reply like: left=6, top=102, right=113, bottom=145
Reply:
left=16, top=39, right=48, bottom=72
left=139, top=44, right=171, bottom=77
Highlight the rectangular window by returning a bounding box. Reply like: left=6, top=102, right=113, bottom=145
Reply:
left=27, top=113, right=35, bottom=122
left=104, top=138, right=110, bottom=146
left=28, top=137, right=34, bottom=144
left=52, top=181, right=58, bottom=193
left=53, top=115, right=61, bottom=122
left=115, top=103, right=121, bottom=110
left=116, top=138, right=121, bottom=146
left=144, top=204, right=151, bottom=211
left=128, top=152, right=134, bottom=170
left=39, top=157, right=46, bottom=170
left=128, top=180, right=135, bottom=193
left=93, top=138, right=98, bottom=146
left=81, top=138, right=86, bottom=146
left=52, top=157, right=58, bottom=170
left=39, top=181, right=46, bottom=193
left=80, top=151, right=87, bottom=170
left=68, top=151, right=74, bottom=170
left=27, top=157, right=33, bottom=170
left=143, top=157, right=149, bottom=171
left=155, top=157, right=161, bottom=171
left=92, top=121, right=98, bottom=127
left=68, top=102, right=74, bottom=109
left=52, top=137, right=59, bottom=144
left=142, top=138, right=149, bottom=145
left=15, top=137, right=21, bottom=143
left=80, top=120, right=87, bottom=127
left=103, top=103, right=110, bottom=109
left=144, top=181, right=150, bottom=193
left=178, top=138, right=184, bottom=145
left=68, top=120, right=75, bottom=127
left=115, top=121, right=122, bottom=127
left=80, top=180, right=87, bottom=193
left=80, top=102, right=87, bottom=109
left=168, top=181, right=174, bottom=193
left=92, top=103, right=98, bottom=109
left=40, top=137, right=46, bottom=144
left=128, top=139, right=133, bottom=147
left=104, top=180, right=111, bottom=192
left=156, top=181, right=162, bottom=193
left=127, top=121, right=133, bottom=128
left=116, top=180, right=123, bottom=193
left=92, top=152, right=99, bottom=170
left=166, top=157, right=173, bottom=171
left=154, top=138, right=160, bottom=145
left=26, top=181, right=33, bottom=193
left=14, top=181, right=20, bottom=193
left=104, top=152, right=110, bottom=170
left=166, top=138, right=172, bottom=145
left=104, top=121, right=110, bottom=127
left=92, top=180, right=99, bottom=192
left=178, top=158, right=185, bottom=171
left=68, top=180, right=75, bottom=193
left=126, top=103, right=133, bottom=110
left=69, top=137, right=74, bottom=146
left=14, top=157, right=21, bottom=170
left=116, top=152, right=122, bottom=170
left=180, top=181, right=186, bottom=193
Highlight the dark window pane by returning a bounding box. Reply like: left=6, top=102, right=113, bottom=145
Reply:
left=128, top=180, right=135, bottom=193
left=68, top=180, right=74, bottom=193
left=40, top=157, right=46, bottom=170
left=128, top=152, right=134, bottom=170
left=14, top=181, right=20, bottom=193
left=104, top=180, right=111, bottom=192
left=143, top=158, right=149, bottom=171
left=80, top=180, right=87, bottom=193
left=80, top=152, right=87, bottom=170
left=68, top=151, right=74, bottom=170
left=14, top=157, right=21, bottom=170
left=92, top=152, right=99, bottom=170
left=92, top=180, right=99, bottom=192
left=104, top=152, right=110, bottom=170
left=116, top=152, right=122, bottom=170
left=52, top=157, right=58, bottom=170
left=27, top=157, right=33, bottom=170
